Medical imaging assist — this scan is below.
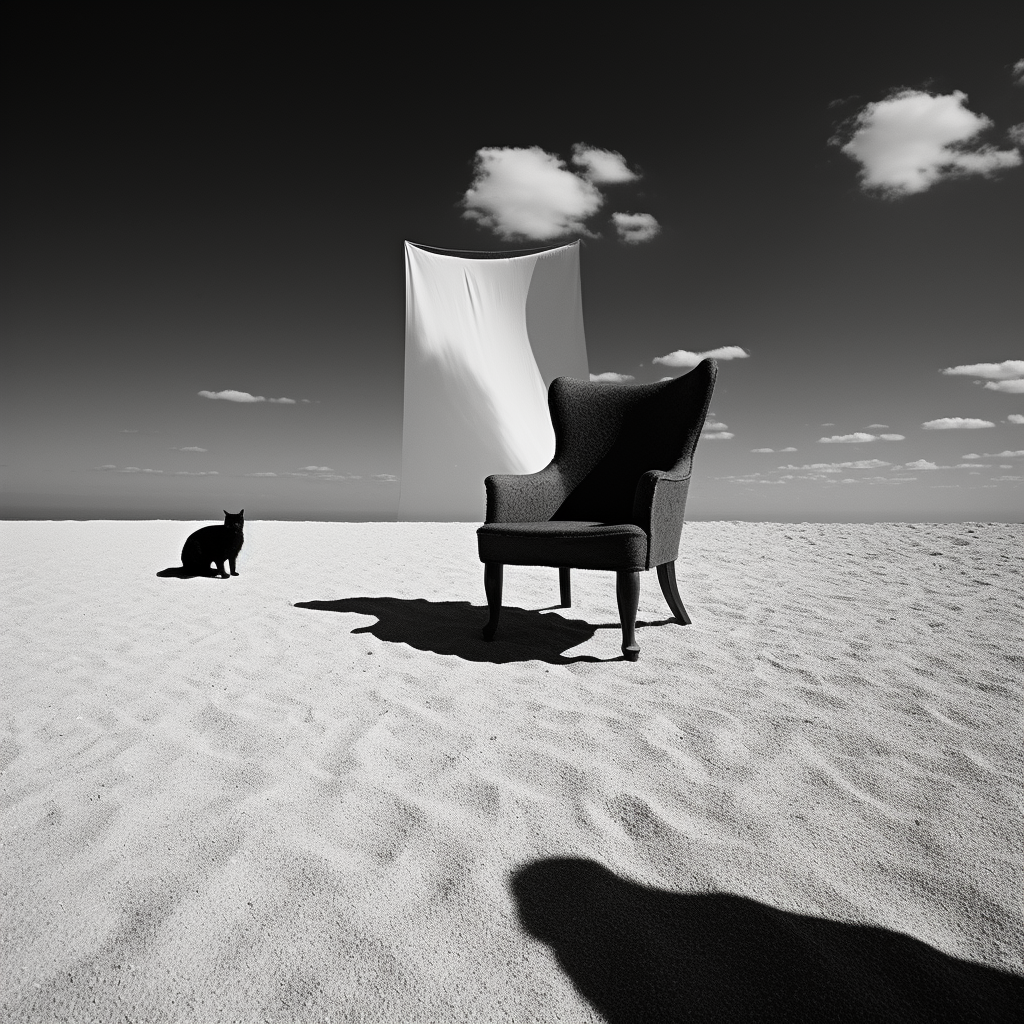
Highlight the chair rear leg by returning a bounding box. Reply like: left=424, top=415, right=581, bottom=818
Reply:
left=657, top=561, right=691, bottom=625
left=483, top=562, right=503, bottom=640
left=616, top=570, right=641, bottom=661
left=558, top=567, right=571, bottom=608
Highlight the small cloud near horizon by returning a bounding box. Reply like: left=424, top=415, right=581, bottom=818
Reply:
left=373, top=473, right=399, bottom=482
left=819, top=432, right=905, bottom=443
left=834, top=89, right=1022, bottom=197
left=780, top=460, right=891, bottom=472
left=1008, top=414, right=1024, bottom=424
left=590, top=371, right=635, bottom=383
left=1013, top=59, right=1024, bottom=86
left=653, top=346, right=749, bottom=369
left=300, top=466, right=333, bottom=472
left=199, top=390, right=300, bottom=403
left=962, top=450, right=1024, bottom=459
left=983, top=379, right=1024, bottom=393
left=941, top=359, right=1024, bottom=379
left=751, top=447, right=799, bottom=453
left=173, top=446, right=208, bottom=452
left=702, top=419, right=734, bottom=440
left=921, top=417, right=995, bottom=429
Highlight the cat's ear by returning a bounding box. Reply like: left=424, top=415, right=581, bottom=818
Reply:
left=239, top=510, right=244, bottom=516
left=223, top=510, right=228, bottom=516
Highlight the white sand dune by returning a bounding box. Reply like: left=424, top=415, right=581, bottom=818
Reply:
left=1, top=520, right=1022, bottom=1022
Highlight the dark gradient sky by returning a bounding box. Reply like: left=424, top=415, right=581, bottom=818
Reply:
left=4, top=14, right=1023, bottom=521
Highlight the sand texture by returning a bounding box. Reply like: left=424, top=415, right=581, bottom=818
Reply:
left=1, top=520, right=1022, bottom=1022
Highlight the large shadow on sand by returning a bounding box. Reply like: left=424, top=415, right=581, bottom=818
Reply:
left=510, top=857, right=1022, bottom=1023
left=294, top=597, right=676, bottom=665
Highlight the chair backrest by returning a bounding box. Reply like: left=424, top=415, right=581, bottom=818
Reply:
left=548, top=359, right=717, bottom=525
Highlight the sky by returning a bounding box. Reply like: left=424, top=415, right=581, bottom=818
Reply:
left=4, top=14, right=1023, bottom=522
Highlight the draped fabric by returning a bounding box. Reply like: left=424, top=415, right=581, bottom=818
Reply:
left=399, top=241, right=588, bottom=521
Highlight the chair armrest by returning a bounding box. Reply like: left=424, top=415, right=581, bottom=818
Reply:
left=632, top=468, right=692, bottom=568
left=484, top=464, right=571, bottom=523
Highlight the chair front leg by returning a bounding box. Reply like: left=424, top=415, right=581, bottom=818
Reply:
left=656, top=560, right=691, bottom=625
left=616, top=570, right=640, bottom=661
left=558, top=567, right=571, bottom=608
left=483, top=562, right=503, bottom=640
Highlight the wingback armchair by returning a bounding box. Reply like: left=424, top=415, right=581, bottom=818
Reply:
left=476, top=358, right=717, bottom=660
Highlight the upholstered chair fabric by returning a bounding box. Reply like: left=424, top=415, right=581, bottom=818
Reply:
left=478, top=359, right=717, bottom=571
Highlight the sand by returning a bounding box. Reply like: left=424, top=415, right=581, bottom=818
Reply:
left=1, top=519, right=1022, bottom=1022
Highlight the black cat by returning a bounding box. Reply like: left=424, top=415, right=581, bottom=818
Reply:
left=180, top=510, right=244, bottom=578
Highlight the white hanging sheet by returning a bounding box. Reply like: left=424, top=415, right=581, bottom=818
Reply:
left=399, top=241, right=588, bottom=521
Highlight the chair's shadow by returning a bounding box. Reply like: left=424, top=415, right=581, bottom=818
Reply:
left=294, top=597, right=674, bottom=665
left=510, top=857, right=1023, bottom=1024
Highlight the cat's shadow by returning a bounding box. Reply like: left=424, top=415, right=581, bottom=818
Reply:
left=156, top=566, right=233, bottom=579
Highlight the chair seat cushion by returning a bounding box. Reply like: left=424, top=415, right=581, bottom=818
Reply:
left=477, top=520, right=648, bottom=571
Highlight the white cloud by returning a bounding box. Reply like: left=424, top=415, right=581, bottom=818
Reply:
left=199, top=390, right=264, bottom=402
left=98, top=465, right=117, bottom=470
left=373, top=473, right=398, bottom=483
left=590, top=371, right=635, bottom=383
left=751, top=448, right=775, bottom=452
left=921, top=417, right=995, bottom=429
left=571, top=144, right=638, bottom=183
left=983, top=379, right=1024, bottom=393
left=652, top=346, right=749, bottom=369
left=993, top=475, right=1023, bottom=481
left=867, top=423, right=889, bottom=428
left=905, top=459, right=940, bottom=470
left=174, top=470, right=220, bottom=476
left=780, top=446, right=797, bottom=452
left=121, top=467, right=163, bottom=474
left=246, top=472, right=278, bottom=477
left=819, top=432, right=878, bottom=443
left=941, top=360, right=1024, bottom=379
left=963, top=450, right=1024, bottom=458
left=198, top=390, right=299, bottom=403
left=175, top=446, right=208, bottom=452
left=879, top=433, right=905, bottom=441
left=701, top=419, right=733, bottom=439
left=462, top=147, right=603, bottom=240
left=780, top=460, right=891, bottom=471
left=301, top=466, right=333, bottom=472
left=1008, top=414, right=1024, bottom=424
left=1014, top=59, right=1024, bottom=86
left=611, top=212, right=661, bottom=244
left=836, top=90, right=1022, bottom=196
left=1009, top=123, right=1024, bottom=146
